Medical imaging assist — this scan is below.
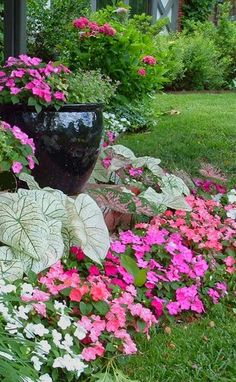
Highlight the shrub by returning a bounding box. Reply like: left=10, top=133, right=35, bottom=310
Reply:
left=169, top=32, right=229, bottom=90
left=59, top=6, right=167, bottom=101
left=182, top=0, right=215, bottom=25
left=27, top=0, right=90, bottom=61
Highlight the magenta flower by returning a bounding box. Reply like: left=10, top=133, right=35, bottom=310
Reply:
left=73, top=17, right=89, bottom=29
left=11, top=161, right=23, bottom=174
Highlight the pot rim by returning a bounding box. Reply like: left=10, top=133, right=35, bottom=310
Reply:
left=0, top=102, right=104, bottom=112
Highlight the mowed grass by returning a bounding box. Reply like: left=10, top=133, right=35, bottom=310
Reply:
left=123, top=305, right=236, bottom=382
left=119, top=92, right=236, bottom=185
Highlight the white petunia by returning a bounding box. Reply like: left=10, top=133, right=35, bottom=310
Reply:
left=57, top=315, right=71, bottom=330
left=31, top=355, right=43, bottom=371
left=74, top=323, right=87, bottom=340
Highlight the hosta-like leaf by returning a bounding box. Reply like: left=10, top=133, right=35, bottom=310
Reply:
left=0, top=246, right=24, bottom=282
left=66, top=194, right=110, bottom=264
left=160, top=174, right=190, bottom=196
left=0, top=195, right=49, bottom=260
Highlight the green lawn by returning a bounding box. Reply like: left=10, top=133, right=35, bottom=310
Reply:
left=123, top=305, right=236, bottom=382
left=120, top=92, right=236, bottom=185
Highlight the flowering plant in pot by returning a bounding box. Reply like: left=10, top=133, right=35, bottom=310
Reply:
left=0, top=55, right=116, bottom=194
left=0, top=120, right=37, bottom=191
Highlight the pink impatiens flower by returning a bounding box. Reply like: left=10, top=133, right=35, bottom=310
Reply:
left=11, top=161, right=23, bottom=174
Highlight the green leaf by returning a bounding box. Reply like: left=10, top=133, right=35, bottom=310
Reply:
left=79, top=301, right=93, bottom=316
left=134, top=268, right=148, bottom=287
left=105, top=343, right=116, bottom=353
left=120, top=255, right=147, bottom=287
left=92, top=301, right=110, bottom=316
left=11, top=95, right=19, bottom=104
left=34, top=103, right=42, bottom=113
left=28, top=97, right=37, bottom=106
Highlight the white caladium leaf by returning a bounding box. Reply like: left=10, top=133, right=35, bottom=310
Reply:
left=0, top=246, right=24, bottom=282
left=90, top=158, right=111, bottom=183
left=0, top=195, right=49, bottom=261
left=132, top=156, right=164, bottom=177
left=140, top=187, right=191, bottom=211
left=109, top=156, right=131, bottom=172
left=66, top=194, right=110, bottom=264
left=18, top=172, right=41, bottom=190
left=18, top=189, right=66, bottom=222
left=160, top=174, right=190, bottom=196
left=107, top=144, right=136, bottom=160
left=31, top=220, right=64, bottom=273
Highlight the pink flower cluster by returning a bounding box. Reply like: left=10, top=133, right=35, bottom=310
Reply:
left=104, top=194, right=236, bottom=318
left=73, top=17, right=116, bottom=37
left=20, top=260, right=156, bottom=362
left=142, top=55, right=157, bottom=66
left=0, top=120, right=36, bottom=174
left=137, top=56, right=157, bottom=76
left=0, top=55, right=69, bottom=105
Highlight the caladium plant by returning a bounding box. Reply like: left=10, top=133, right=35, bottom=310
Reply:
left=89, top=143, right=191, bottom=214
left=0, top=174, right=110, bottom=281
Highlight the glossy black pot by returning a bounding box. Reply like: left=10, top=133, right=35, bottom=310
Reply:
left=0, top=103, right=103, bottom=195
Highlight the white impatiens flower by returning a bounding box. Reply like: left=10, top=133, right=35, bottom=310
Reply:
left=57, top=314, right=71, bottom=330
left=24, top=323, right=49, bottom=338
left=0, top=284, right=16, bottom=294
left=54, top=301, right=66, bottom=314
left=61, top=333, right=74, bottom=353
left=228, top=189, right=236, bottom=204
left=37, top=340, right=51, bottom=355
left=15, top=305, right=32, bottom=320
left=39, top=374, right=53, bottom=382
left=227, top=208, right=236, bottom=220
left=52, top=329, right=62, bottom=346
left=53, top=354, right=87, bottom=377
left=21, top=283, right=34, bottom=296
left=31, top=355, right=43, bottom=371
left=74, top=323, right=87, bottom=340
left=0, top=302, right=10, bottom=320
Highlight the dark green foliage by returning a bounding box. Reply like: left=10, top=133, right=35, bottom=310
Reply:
left=27, top=0, right=90, bottom=61
left=182, top=0, right=216, bottom=25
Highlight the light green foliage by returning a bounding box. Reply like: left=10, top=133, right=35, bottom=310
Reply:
left=0, top=174, right=110, bottom=281
left=66, top=70, right=117, bottom=104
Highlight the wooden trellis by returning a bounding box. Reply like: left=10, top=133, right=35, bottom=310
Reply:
left=154, top=0, right=180, bottom=31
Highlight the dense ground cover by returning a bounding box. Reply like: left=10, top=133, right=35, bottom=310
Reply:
left=120, top=92, right=236, bottom=186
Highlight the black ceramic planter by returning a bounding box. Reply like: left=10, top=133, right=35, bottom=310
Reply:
left=0, top=103, right=103, bottom=195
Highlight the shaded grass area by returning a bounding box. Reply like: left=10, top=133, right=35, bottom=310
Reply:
left=124, top=305, right=236, bottom=382
left=119, top=92, right=236, bottom=185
